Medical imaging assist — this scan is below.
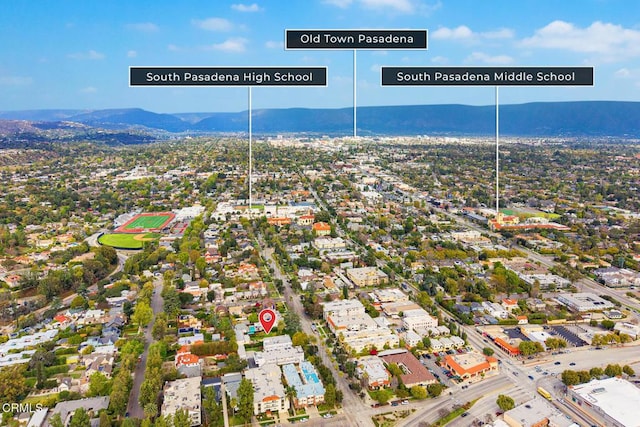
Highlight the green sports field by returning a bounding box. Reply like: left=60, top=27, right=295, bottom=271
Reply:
left=123, top=214, right=173, bottom=230
left=98, top=233, right=161, bottom=249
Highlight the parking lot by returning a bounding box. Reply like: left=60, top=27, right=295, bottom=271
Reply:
left=549, top=325, right=588, bottom=347
left=419, top=348, right=472, bottom=388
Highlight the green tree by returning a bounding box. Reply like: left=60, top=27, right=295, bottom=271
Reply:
left=108, top=367, right=132, bottom=416
left=88, top=372, right=112, bottom=397
left=427, top=383, right=443, bottom=397
left=173, top=409, right=191, bottom=427
left=291, top=331, right=310, bottom=347
left=601, top=320, right=615, bottom=330
left=0, top=365, right=28, bottom=403
left=518, top=341, right=544, bottom=356
left=589, top=367, right=604, bottom=378
left=324, top=383, right=336, bottom=407
left=132, top=300, right=153, bottom=331
left=623, top=365, right=635, bottom=376
left=99, top=411, right=111, bottom=427
left=237, top=379, right=254, bottom=424
left=372, top=389, right=393, bottom=404
left=496, top=394, right=515, bottom=411
left=410, top=386, right=427, bottom=400
left=69, top=408, right=91, bottom=427
left=70, top=295, right=88, bottom=309
left=143, top=402, right=158, bottom=420
left=152, top=313, right=168, bottom=341
left=422, top=336, right=431, bottom=349
left=154, top=415, right=170, bottom=427
left=203, top=387, right=223, bottom=427
left=605, top=364, right=623, bottom=377
left=561, top=370, right=580, bottom=386
left=49, top=413, right=64, bottom=427
left=482, top=347, right=494, bottom=356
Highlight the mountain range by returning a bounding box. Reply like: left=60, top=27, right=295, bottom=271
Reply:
left=2, top=101, right=640, bottom=139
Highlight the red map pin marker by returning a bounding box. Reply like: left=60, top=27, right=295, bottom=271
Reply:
left=259, top=308, right=277, bottom=334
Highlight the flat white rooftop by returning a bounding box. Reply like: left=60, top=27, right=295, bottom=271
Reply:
left=571, top=377, right=640, bottom=427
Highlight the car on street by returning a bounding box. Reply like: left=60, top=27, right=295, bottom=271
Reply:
left=401, top=400, right=409, bottom=405
left=461, top=412, right=469, bottom=417
left=554, top=361, right=561, bottom=365
left=528, top=375, right=534, bottom=380
left=570, top=362, right=576, bottom=366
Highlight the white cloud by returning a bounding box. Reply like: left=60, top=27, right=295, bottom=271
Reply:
left=323, top=0, right=353, bottom=8
left=167, top=44, right=181, bottom=52
left=231, top=3, right=261, bottom=12
left=265, top=40, right=283, bottom=49
left=432, top=25, right=473, bottom=40
left=126, top=22, right=159, bottom=32
left=432, top=25, right=514, bottom=41
left=324, top=0, right=437, bottom=14
left=127, top=50, right=138, bottom=58
left=465, top=51, right=513, bottom=65
left=205, top=37, right=248, bottom=53
left=331, top=75, right=353, bottom=84
left=67, top=50, right=105, bottom=60
left=360, top=0, right=413, bottom=13
left=482, top=28, right=514, bottom=39
left=192, top=17, right=234, bottom=32
left=615, top=68, right=631, bottom=78
left=370, top=64, right=381, bottom=73
left=0, top=75, right=32, bottom=85
left=520, top=20, right=640, bottom=61
left=81, top=86, right=97, bottom=94
left=430, top=55, right=448, bottom=64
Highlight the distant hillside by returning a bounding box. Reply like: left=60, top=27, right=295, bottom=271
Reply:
left=67, top=108, right=189, bottom=133
left=2, top=101, right=640, bottom=137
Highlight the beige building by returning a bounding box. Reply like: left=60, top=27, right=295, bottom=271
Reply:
left=346, top=267, right=388, bottom=287
left=245, top=364, right=290, bottom=415
left=161, top=377, right=202, bottom=426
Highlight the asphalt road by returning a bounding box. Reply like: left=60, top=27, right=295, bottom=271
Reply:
left=262, top=240, right=374, bottom=427
left=126, top=277, right=164, bottom=419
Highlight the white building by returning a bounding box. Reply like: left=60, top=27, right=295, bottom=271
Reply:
left=346, top=267, right=388, bottom=287
left=555, top=293, right=614, bottom=312
left=356, top=356, right=390, bottom=389
left=322, top=299, right=365, bottom=320
left=245, top=364, right=289, bottom=415
left=161, top=377, right=202, bottom=426
left=254, top=335, right=305, bottom=367
left=613, top=322, right=640, bottom=340
left=569, top=377, right=640, bottom=427
left=402, top=308, right=438, bottom=331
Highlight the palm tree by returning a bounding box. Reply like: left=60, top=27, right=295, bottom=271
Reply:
left=285, top=385, right=297, bottom=409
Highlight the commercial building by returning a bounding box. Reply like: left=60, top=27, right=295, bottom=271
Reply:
left=253, top=335, right=305, bottom=367
left=161, top=377, right=202, bottom=426
left=402, top=308, right=438, bottom=332
left=442, top=352, right=498, bottom=380
left=322, top=299, right=365, bottom=320
left=503, top=398, right=562, bottom=427
left=245, top=364, right=289, bottom=415
left=282, top=362, right=325, bottom=408
left=555, top=293, right=614, bottom=312
left=613, top=322, right=640, bottom=340
left=380, top=350, right=437, bottom=388
left=568, top=377, right=640, bottom=427
left=346, top=267, right=389, bottom=287
left=356, top=356, right=390, bottom=389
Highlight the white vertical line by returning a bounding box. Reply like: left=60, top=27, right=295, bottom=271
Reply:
left=496, top=85, right=500, bottom=215
left=353, top=49, right=357, bottom=138
left=249, top=86, right=252, bottom=218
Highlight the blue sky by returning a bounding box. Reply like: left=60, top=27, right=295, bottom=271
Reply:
left=2, top=0, right=640, bottom=113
